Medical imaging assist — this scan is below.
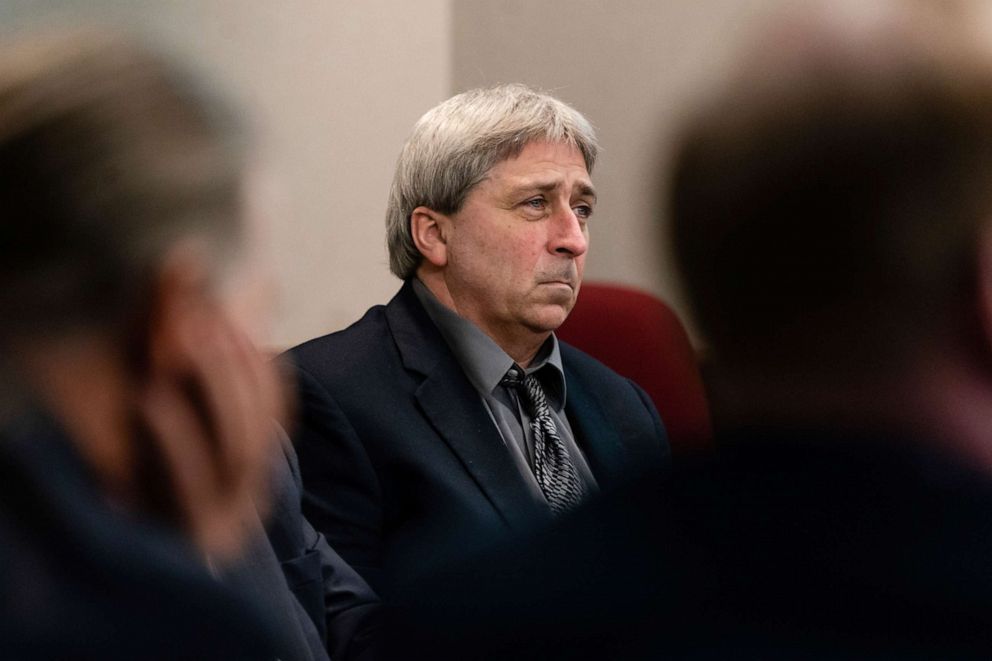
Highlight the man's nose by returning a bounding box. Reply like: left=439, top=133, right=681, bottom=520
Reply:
left=550, top=206, right=589, bottom=257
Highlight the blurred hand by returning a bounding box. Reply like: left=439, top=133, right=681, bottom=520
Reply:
left=136, top=310, right=285, bottom=560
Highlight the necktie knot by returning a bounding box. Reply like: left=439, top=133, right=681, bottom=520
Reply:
left=500, top=366, right=526, bottom=390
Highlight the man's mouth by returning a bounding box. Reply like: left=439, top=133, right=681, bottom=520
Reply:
left=538, top=279, right=578, bottom=294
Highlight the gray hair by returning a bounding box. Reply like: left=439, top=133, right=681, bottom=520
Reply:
left=385, top=83, right=599, bottom=279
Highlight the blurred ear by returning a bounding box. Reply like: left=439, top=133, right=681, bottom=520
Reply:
left=410, top=206, right=449, bottom=268
left=141, top=241, right=219, bottom=380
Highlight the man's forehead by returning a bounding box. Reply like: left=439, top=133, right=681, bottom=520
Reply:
left=498, top=172, right=596, bottom=197
left=485, top=143, right=595, bottom=197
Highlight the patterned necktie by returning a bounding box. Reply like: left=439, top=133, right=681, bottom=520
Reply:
left=500, top=366, right=584, bottom=515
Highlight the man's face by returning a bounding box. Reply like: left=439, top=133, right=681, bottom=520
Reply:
left=441, top=140, right=595, bottom=348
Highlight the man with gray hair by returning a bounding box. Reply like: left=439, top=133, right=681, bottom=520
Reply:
left=385, top=3, right=992, bottom=658
left=284, top=84, right=669, bottom=592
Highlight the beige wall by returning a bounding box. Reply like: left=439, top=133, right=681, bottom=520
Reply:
left=145, top=2, right=454, bottom=349
left=1, top=1, right=798, bottom=347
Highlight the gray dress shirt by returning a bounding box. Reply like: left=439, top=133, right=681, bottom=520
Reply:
left=412, top=279, right=599, bottom=509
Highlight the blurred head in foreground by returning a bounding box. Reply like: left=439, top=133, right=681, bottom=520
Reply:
left=671, top=0, right=992, bottom=454
left=0, top=29, right=282, bottom=558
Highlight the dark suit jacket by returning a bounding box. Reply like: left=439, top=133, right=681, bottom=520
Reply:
left=284, top=280, right=670, bottom=592
left=0, top=410, right=283, bottom=660
left=221, top=431, right=381, bottom=661
left=387, top=428, right=992, bottom=659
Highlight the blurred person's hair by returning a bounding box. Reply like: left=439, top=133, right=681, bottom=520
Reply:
left=0, top=29, right=247, bottom=347
left=668, top=2, right=992, bottom=381
left=385, top=83, right=599, bottom=279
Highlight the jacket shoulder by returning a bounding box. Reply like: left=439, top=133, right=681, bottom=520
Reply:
left=560, top=339, right=670, bottom=460
left=282, top=304, right=391, bottom=376
left=559, top=340, right=633, bottom=385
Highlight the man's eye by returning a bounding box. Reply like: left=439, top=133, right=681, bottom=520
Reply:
left=574, top=204, right=593, bottom=219
left=525, top=197, right=546, bottom=209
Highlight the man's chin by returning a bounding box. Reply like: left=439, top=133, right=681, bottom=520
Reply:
left=523, top=303, right=574, bottom=334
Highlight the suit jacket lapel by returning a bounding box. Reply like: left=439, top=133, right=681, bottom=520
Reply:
left=385, top=281, right=549, bottom=530
left=564, top=361, right=628, bottom=491
left=416, top=356, right=551, bottom=530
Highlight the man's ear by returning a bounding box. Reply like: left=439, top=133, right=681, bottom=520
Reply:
left=141, top=241, right=218, bottom=380
left=410, top=206, right=450, bottom=268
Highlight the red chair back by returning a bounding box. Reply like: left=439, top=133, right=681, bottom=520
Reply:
left=557, top=282, right=712, bottom=454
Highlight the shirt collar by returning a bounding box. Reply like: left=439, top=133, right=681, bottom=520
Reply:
left=412, top=278, right=567, bottom=411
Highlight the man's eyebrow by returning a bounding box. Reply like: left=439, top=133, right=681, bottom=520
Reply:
left=577, top=183, right=598, bottom=201
left=508, top=179, right=598, bottom=201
